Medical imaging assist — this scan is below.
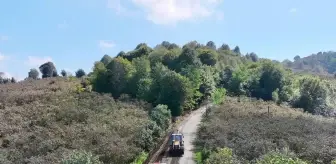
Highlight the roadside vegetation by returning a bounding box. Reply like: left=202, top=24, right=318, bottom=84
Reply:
left=1, top=40, right=336, bottom=163
left=195, top=97, right=336, bottom=164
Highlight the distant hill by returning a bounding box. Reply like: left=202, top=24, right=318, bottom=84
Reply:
left=282, top=51, right=336, bottom=76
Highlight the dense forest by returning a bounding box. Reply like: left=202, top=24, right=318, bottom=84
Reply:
left=1, top=40, right=336, bottom=163
left=282, top=51, right=336, bottom=76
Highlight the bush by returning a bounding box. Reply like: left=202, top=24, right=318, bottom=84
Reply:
left=204, top=147, right=237, bottom=164
left=130, top=151, right=148, bottom=164
left=61, top=150, right=102, bottom=164
left=212, top=88, right=226, bottom=105
left=256, top=152, right=307, bottom=164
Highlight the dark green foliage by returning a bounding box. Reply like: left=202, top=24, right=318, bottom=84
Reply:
left=117, top=51, right=126, bottom=57
left=90, top=41, right=336, bottom=117
left=61, top=69, right=67, bottom=77
left=292, top=76, right=327, bottom=114
left=249, top=52, right=259, bottom=62
left=10, top=77, right=16, bottom=83
left=233, top=46, right=241, bottom=55
left=160, top=41, right=179, bottom=50
left=28, top=68, right=39, bottom=79
left=39, top=62, right=58, bottom=78
left=121, top=43, right=153, bottom=61
left=176, top=46, right=202, bottom=71
left=75, top=69, right=86, bottom=78
left=149, top=104, right=171, bottom=132
left=219, top=44, right=230, bottom=51
left=198, top=48, right=218, bottom=66
left=206, top=41, right=216, bottom=50
left=156, top=71, right=194, bottom=116
left=100, top=54, right=113, bottom=66
left=183, top=41, right=202, bottom=49
left=294, top=55, right=301, bottom=61
left=105, top=57, right=135, bottom=98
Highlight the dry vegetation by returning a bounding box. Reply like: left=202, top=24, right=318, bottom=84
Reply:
left=195, top=97, right=336, bottom=164
left=0, top=77, right=154, bottom=164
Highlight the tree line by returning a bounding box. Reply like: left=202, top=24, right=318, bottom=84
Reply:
left=23, top=40, right=336, bottom=117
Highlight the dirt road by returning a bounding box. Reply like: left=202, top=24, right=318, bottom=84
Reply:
left=153, top=104, right=211, bottom=164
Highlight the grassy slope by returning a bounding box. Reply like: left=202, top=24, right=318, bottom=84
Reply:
left=0, top=77, right=152, bottom=164
left=195, top=97, right=336, bottom=163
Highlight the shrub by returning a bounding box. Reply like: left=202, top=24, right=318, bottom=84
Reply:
left=130, top=151, right=148, bottom=164
left=61, top=150, right=102, bottom=164
left=204, top=147, right=238, bottom=164
left=256, top=152, right=307, bottom=164
left=212, top=88, right=226, bottom=105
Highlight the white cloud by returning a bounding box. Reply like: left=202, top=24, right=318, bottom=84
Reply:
left=0, top=54, right=5, bottom=61
left=25, top=56, right=53, bottom=67
left=0, top=72, right=12, bottom=78
left=107, top=0, right=128, bottom=15
left=0, top=52, right=10, bottom=62
left=0, top=35, right=8, bottom=41
left=99, top=40, right=115, bottom=48
left=289, top=8, right=297, bottom=13
left=130, top=0, right=223, bottom=25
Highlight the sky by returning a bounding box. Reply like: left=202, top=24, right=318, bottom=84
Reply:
left=0, top=0, right=336, bottom=80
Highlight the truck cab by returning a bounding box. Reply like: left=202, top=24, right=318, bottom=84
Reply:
left=168, top=132, right=184, bottom=156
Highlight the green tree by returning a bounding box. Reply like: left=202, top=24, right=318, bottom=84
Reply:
left=129, top=57, right=151, bottom=97
left=10, top=77, right=16, bottom=83
left=91, top=62, right=108, bottom=93
left=293, top=76, right=327, bottom=113
left=157, top=71, right=194, bottom=116
left=150, top=104, right=172, bottom=130
left=206, top=41, right=216, bottom=50
left=75, top=69, right=86, bottom=78
left=100, top=54, right=112, bottom=66
left=219, top=44, right=230, bottom=51
left=28, top=68, right=39, bottom=79
left=105, top=57, right=135, bottom=98
left=233, top=46, right=241, bottom=55
left=176, top=46, right=201, bottom=71
left=258, top=61, right=286, bottom=100
left=249, top=52, right=259, bottom=62
left=294, top=55, right=301, bottom=61
left=198, top=49, right=218, bottom=66
left=39, top=62, right=57, bottom=78
left=61, top=69, right=67, bottom=77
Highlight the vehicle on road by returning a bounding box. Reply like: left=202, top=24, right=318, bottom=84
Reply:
left=168, top=131, right=184, bottom=157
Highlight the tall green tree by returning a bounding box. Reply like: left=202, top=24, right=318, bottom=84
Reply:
left=105, top=57, right=135, bottom=98
left=39, top=62, right=58, bottom=78
left=75, top=69, right=86, bottom=78
left=100, top=54, right=113, bottom=66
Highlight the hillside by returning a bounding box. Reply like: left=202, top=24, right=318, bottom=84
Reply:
left=282, top=51, right=336, bottom=76
left=0, top=77, right=172, bottom=164
left=195, top=97, right=336, bottom=164
left=2, top=40, right=336, bottom=163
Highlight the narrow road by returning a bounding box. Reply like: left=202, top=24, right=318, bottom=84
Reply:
left=153, top=104, right=210, bottom=164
